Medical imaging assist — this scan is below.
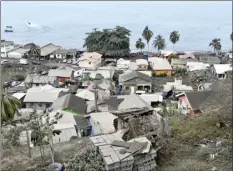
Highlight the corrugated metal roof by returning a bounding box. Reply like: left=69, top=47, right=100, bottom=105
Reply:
left=12, top=93, right=26, bottom=100
left=78, top=52, right=102, bottom=62
left=52, top=93, right=86, bottom=114
left=24, top=85, right=68, bottom=102
left=24, top=74, right=57, bottom=84
left=40, top=43, right=61, bottom=56
left=118, top=94, right=153, bottom=110
left=213, top=64, right=232, bottom=74
left=119, top=70, right=151, bottom=82
left=148, top=57, right=172, bottom=70
left=48, top=69, right=73, bottom=77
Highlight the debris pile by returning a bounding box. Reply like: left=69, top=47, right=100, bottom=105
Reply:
left=90, top=132, right=161, bottom=171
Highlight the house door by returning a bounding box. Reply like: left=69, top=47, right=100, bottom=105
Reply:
left=45, top=103, right=50, bottom=108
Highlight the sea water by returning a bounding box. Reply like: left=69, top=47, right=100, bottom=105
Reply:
left=1, top=1, right=232, bottom=52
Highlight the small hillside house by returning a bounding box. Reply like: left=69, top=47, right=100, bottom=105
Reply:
left=148, top=57, right=172, bottom=76
left=23, top=85, right=69, bottom=109
left=24, top=74, right=59, bottom=88
left=78, top=52, right=102, bottom=70
left=119, top=70, right=152, bottom=94
left=48, top=69, right=74, bottom=83
left=177, top=91, right=212, bottom=115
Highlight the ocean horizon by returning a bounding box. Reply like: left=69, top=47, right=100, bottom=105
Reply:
left=1, top=1, right=232, bottom=52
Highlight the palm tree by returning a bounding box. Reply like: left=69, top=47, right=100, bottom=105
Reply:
left=27, top=43, right=41, bottom=60
left=153, top=35, right=166, bottom=52
left=1, top=93, right=21, bottom=122
left=142, top=26, right=154, bottom=52
left=169, top=31, right=180, bottom=51
left=209, top=38, right=222, bottom=53
left=135, top=38, right=145, bottom=52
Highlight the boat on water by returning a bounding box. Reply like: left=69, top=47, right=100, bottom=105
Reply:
left=4, top=26, right=13, bottom=32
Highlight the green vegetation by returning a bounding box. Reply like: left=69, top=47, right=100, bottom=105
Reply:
left=135, top=38, right=145, bottom=52
left=142, top=26, right=154, bottom=52
left=63, top=109, right=79, bottom=115
left=27, top=43, right=41, bottom=59
left=169, top=31, right=180, bottom=51
left=153, top=35, right=166, bottom=52
left=83, top=26, right=131, bottom=57
left=1, top=93, right=21, bottom=122
left=209, top=38, right=222, bottom=53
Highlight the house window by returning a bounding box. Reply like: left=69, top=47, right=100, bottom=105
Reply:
left=38, top=103, right=42, bottom=107
left=137, top=86, right=143, bottom=90
left=36, top=83, right=39, bottom=86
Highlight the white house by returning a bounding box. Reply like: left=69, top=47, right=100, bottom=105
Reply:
left=186, top=62, right=209, bottom=71
left=7, top=48, right=30, bottom=59
left=88, top=112, right=117, bottom=136
left=117, top=58, right=131, bottom=70
left=1, top=40, right=14, bottom=58
left=135, top=59, right=149, bottom=70
left=78, top=52, right=102, bottom=70
left=52, top=124, right=77, bottom=144
left=23, top=84, right=69, bottom=109
left=212, top=64, right=232, bottom=79
left=163, top=78, right=193, bottom=92
left=50, top=49, right=76, bottom=59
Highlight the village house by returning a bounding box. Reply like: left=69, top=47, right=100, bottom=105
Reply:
left=40, top=43, right=61, bottom=59
left=171, top=58, right=198, bottom=68
left=24, top=74, right=59, bottom=88
left=163, top=78, right=193, bottom=93
left=86, top=96, right=119, bottom=113
left=12, top=92, right=26, bottom=108
left=87, top=111, right=118, bottom=136
left=211, top=64, right=232, bottom=79
left=117, top=58, right=131, bottom=70
left=87, top=66, right=115, bottom=80
left=179, top=52, right=196, bottom=59
left=7, top=47, right=30, bottom=59
left=76, top=89, right=109, bottom=101
left=186, top=62, right=209, bottom=71
left=48, top=69, right=74, bottom=83
left=198, top=56, right=221, bottom=65
left=50, top=48, right=77, bottom=60
left=176, top=91, right=212, bottom=115
left=117, top=94, right=153, bottom=111
left=23, top=84, right=69, bottom=109
left=47, top=109, right=91, bottom=140
left=135, top=59, right=149, bottom=70
left=78, top=52, right=102, bottom=70
left=51, top=93, right=87, bottom=114
left=148, top=57, right=172, bottom=76
left=104, top=58, right=117, bottom=66
left=1, top=40, right=14, bottom=58
left=119, top=70, right=152, bottom=94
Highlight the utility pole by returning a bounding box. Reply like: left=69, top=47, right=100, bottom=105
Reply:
left=94, top=88, right=98, bottom=112
left=26, top=130, right=32, bottom=158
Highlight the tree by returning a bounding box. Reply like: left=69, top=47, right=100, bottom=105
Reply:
left=169, top=31, right=180, bottom=51
left=27, top=43, right=41, bottom=60
left=153, top=35, right=166, bottom=52
left=142, top=26, right=153, bottom=52
left=83, top=26, right=131, bottom=58
left=135, top=38, right=145, bottom=52
left=209, top=38, right=222, bottom=53
left=1, top=93, right=21, bottom=122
